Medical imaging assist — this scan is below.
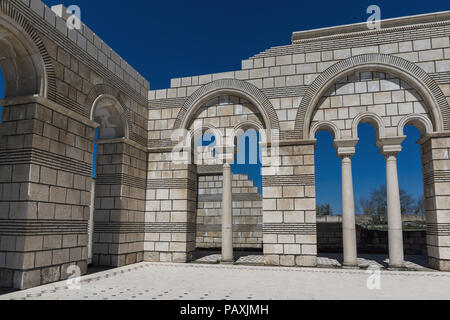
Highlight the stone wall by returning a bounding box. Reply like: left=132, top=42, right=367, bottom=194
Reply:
left=0, top=99, right=95, bottom=289
left=421, top=135, right=450, bottom=270
left=317, top=222, right=427, bottom=255
left=2, top=1, right=450, bottom=290
left=262, top=143, right=318, bottom=267
left=196, top=174, right=263, bottom=249
left=0, top=1, right=149, bottom=289
left=92, top=140, right=147, bottom=267
left=310, top=71, right=428, bottom=138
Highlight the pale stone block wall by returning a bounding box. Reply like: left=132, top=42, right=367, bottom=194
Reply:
left=0, top=101, right=96, bottom=289
left=311, top=71, right=430, bottom=138
left=421, top=135, right=450, bottom=270
left=196, top=174, right=263, bottom=249
left=92, top=141, right=146, bottom=267
left=3, top=2, right=450, bottom=290
left=262, top=143, right=317, bottom=267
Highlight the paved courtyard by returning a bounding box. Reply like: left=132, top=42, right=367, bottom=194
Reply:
left=1, top=260, right=449, bottom=300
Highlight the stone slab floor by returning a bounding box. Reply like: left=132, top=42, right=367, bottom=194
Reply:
left=1, top=261, right=449, bottom=300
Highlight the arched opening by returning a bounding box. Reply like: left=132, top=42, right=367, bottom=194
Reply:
left=0, top=16, right=47, bottom=98
left=314, top=129, right=342, bottom=260
left=233, top=129, right=263, bottom=194
left=298, top=54, right=449, bottom=139
left=310, top=69, right=434, bottom=269
left=89, top=96, right=127, bottom=265
left=181, top=94, right=266, bottom=264
left=91, top=96, right=126, bottom=140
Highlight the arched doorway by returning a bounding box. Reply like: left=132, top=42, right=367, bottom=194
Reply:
left=308, top=67, right=438, bottom=269
left=185, top=95, right=266, bottom=263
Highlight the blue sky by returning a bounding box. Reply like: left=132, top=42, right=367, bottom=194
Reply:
left=315, top=124, right=423, bottom=214
left=3, top=0, right=446, bottom=213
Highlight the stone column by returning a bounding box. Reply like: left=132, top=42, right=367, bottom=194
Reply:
left=377, top=137, right=405, bottom=269
left=221, top=163, right=234, bottom=263
left=334, top=140, right=359, bottom=267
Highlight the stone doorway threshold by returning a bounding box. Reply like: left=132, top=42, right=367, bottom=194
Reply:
left=192, top=250, right=432, bottom=271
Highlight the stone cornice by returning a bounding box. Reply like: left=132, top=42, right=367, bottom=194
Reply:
left=96, top=137, right=148, bottom=152
left=418, top=131, right=450, bottom=145
left=292, top=10, right=450, bottom=43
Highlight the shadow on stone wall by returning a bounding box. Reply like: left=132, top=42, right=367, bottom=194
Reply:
left=317, top=222, right=427, bottom=255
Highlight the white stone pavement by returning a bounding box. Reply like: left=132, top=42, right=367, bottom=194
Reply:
left=1, top=262, right=450, bottom=300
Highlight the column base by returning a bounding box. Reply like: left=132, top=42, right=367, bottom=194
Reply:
left=342, top=263, right=358, bottom=269
left=388, top=263, right=405, bottom=270
left=220, top=259, right=235, bottom=265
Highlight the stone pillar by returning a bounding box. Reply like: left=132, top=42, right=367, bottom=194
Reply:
left=377, top=137, right=405, bottom=269
left=92, top=140, right=146, bottom=267
left=0, top=97, right=97, bottom=289
left=334, top=140, right=359, bottom=267
left=88, top=179, right=95, bottom=265
left=419, top=134, right=450, bottom=271
left=144, top=148, right=197, bottom=264
left=262, top=140, right=317, bottom=268
left=221, top=163, right=234, bottom=263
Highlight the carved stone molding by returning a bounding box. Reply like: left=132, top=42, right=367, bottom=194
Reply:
left=173, top=79, right=280, bottom=133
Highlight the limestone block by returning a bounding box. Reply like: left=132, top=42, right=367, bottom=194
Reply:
left=432, top=37, right=450, bottom=49
left=296, top=256, right=317, bottom=267
left=264, top=244, right=283, bottom=254
left=283, top=211, right=305, bottom=223
left=280, top=255, right=295, bottom=266
left=264, top=255, right=280, bottom=266
left=13, top=270, right=41, bottom=290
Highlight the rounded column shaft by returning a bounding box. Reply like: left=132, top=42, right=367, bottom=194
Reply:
left=221, top=163, right=234, bottom=263
left=385, top=153, right=404, bottom=268
left=341, top=155, right=358, bottom=267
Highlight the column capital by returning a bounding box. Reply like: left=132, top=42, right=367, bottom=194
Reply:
left=333, top=139, right=359, bottom=159
left=221, top=153, right=235, bottom=166
left=376, top=136, right=406, bottom=156
left=223, top=163, right=232, bottom=169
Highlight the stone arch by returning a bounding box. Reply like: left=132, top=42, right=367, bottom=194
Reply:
left=233, top=119, right=265, bottom=133
left=397, top=113, right=434, bottom=138
left=295, top=54, right=449, bottom=139
left=173, top=79, right=280, bottom=135
left=188, top=123, right=224, bottom=150
left=310, top=121, right=341, bottom=140
left=351, top=112, right=386, bottom=140
left=232, top=120, right=266, bottom=144
left=87, top=84, right=131, bottom=139
left=0, top=1, right=55, bottom=99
